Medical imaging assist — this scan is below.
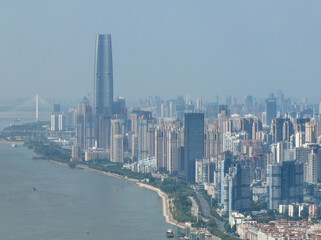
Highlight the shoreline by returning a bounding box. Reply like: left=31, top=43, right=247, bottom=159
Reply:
left=136, top=182, right=190, bottom=229
left=48, top=159, right=190, bottom=229
left=0, top=140, right=24, bottom=145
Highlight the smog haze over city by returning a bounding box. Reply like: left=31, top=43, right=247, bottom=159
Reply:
left=2, top=1, right=321, bottom=240
left=1, top=0, right=321, bottom=105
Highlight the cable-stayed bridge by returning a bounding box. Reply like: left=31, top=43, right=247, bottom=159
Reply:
left=2, top=94, right=52, bottom=120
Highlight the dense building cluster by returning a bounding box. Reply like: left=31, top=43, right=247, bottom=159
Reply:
left=50, top=34, right=321, bottom=219
left=237, top=220, right=321, bottom=239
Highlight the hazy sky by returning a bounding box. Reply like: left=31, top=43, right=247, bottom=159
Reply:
left=1, top=0, right=321, bottom=105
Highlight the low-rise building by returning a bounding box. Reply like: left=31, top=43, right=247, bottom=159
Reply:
left=85, top=148, right=109, bottom=161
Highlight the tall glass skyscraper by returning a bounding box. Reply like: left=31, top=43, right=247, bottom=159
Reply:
left=184, top=113, right=204, bottom=182
left=266, top=98, right=276, bottom=126
left=94, top=34, right=113, bottom=115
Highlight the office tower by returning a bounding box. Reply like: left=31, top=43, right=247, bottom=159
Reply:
left=76, top=97, right=94, bottom=150
left=266, top=98, right=277, bottom=126
left=184, top=113, right=204, bottom=182
left=94, top=34, right=113, bottom=115
left=267, top=161, right=303, bottom=210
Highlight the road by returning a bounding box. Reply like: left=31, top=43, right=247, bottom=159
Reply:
left=194, top=191, right=225, bottom=233
left=195, top=191, right=212, bottom=218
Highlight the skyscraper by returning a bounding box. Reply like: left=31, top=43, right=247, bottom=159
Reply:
left=267, top=161, right=303, bottom=210
left=266, top=98, right=277, bottom=126
left=94, top=34, right=113, bottom=115
left=76, top=97, right=94, bottom=151
left=184, top=113, right=204, bottom=182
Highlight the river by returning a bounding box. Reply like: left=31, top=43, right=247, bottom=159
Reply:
left=0, top=115, right=171, bottom=240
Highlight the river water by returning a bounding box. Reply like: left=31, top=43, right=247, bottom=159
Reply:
left=0, top=115, right=171, bottom=240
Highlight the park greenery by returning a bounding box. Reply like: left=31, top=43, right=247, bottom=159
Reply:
left=0, top=121, right=49, bottom=139
left=88, top=161, right=151, bottom=180
left=150, top=178, right=198, bottom=223
left=24, top=138, right=71, bottom=163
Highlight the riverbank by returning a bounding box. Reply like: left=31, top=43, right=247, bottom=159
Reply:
left=0, top=140, right=24, bottom=145
left=76, top=164, right=139, bottom=184
left=136, top=182, right=190, bottom=229
left=48, top=159, right=191, bottom=230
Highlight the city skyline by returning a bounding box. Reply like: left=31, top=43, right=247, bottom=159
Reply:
left=3, top=1, right=321, bottom=239
left=1, top=1, right=321, bottom=103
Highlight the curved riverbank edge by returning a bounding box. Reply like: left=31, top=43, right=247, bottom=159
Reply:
left=136, top=182, right=189, bottom=229
left=48, top=160, right=190, bottom=229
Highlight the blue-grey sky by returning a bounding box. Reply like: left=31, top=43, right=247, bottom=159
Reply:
left=1, top=0, right=321, bottom=104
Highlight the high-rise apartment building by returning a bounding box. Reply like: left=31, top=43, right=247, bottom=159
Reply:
left=94, top=34, right=113, bottom=115
left=110, top=119, right=124, bottom=162
left=51, top=104, right=64, bottom=131
left=204, top=123, right=221, bottom=158
left=306, top=145, right=321, bottom=184
left=76, top=97, right=94, bottom=150
left=222, top=164, right=251, bottom=215
left=184, top=113, right=204, bottom=182
left=155, top=122, right=182, bottom=175
left=271, top=118, right=293, bottom=143
left=267, top=161, right=303, bottom=210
